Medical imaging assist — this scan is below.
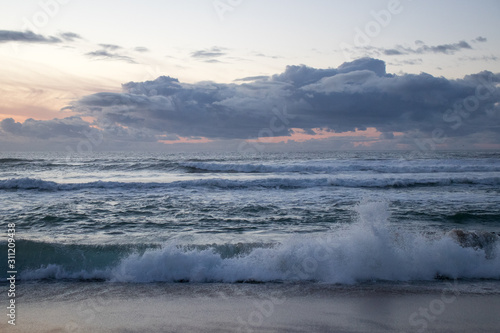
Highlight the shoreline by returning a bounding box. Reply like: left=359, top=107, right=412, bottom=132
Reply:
left=2, top=281, right=499, bottom=332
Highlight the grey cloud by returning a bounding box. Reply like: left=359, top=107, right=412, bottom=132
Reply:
left=59, top=32, right=82, bottom=41
left=134, top=46, right=149, bottom=52
left=474, top=36, right=487, bottom=43
left=99, top=44, right=122, bottom=50
left=254, top=53, right=281, bottom=59
left=341, top=39, right=476, bottom=60
left=424, top=40, right=472, bottom=54
left=0, top=117, right=94, bottom=139
left=388, top=59, right=423, bottom=66
left=191, top=47, right=226, bottom=59
left=381, top=132, right=395, bottom=140
left=234, top=75, right=270, bottom=82
left=459, top=55, right=499, bottom=62
left=0, top=30, right=61, bottom=44
left=383, top=40, right=473, bottom=56
left=85, top=50, right=137, bottom=64
left=0, top=116, right=161, bottom=150
left=383, top=49, right=403, bottom=55
left=63, top=58, right=500, bottom=145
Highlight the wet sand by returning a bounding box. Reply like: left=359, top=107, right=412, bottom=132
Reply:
left=2, top=282, right=500, bottom=333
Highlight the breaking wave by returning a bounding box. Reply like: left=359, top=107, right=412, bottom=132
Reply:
left=1, top=174, right=499, bottom=192
left=12, top=202, right=500, bottom=284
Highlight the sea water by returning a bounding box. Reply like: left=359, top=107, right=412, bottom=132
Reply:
left=1, top=150, right=499, bottom=287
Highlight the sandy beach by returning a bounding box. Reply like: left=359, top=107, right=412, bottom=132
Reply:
left=2, top=281, right=499, bottom=333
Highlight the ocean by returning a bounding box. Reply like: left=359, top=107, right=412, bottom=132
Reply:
left=1, top=150, right=500, bottom=331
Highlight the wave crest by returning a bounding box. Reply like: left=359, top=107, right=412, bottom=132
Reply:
left=1, top=175, right=499, bottom=192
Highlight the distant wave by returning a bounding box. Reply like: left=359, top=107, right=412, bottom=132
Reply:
left=0, top=157, right=47, bottom=166
left=180, top=160, right=500, bottom=174
left=1, top=175, right=500, bottom=192
left=0, top=158, right=33, bottom=163
left=8, top=202, right=500, bottom=284
left=327, top=175, right=500, bottom=188
left=4, top=157, right=500, bottom=175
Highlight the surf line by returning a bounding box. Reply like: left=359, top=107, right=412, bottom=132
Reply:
left=6, top=223, right=16, bottom=326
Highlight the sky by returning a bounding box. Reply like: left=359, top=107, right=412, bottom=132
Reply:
left=0, top=0, right=499, bottom=152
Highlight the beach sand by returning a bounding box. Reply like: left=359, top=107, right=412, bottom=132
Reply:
left=2, top=282, right=500, bottom=333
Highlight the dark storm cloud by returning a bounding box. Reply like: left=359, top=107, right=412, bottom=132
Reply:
left=63, top=57, right=500, bottom=143
left=0, top=30, right=62, bottom=43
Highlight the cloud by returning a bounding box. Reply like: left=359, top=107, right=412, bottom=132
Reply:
left=0, top=30, right=62, bottom=44
left=383, top=40, right=473, bottom=56
left=234, top=75, right=270, bottom=82
left=191, top=47, right=226, bottom=59
left=417, top=40, right=472, bottom=54
left=254, top=52, right=281, bottom=59
left=99, top=43, right=122, bottom=50
left=383, top=49, right=403, bottom=55
left=59, top=32, right=82, bottom=41
left=458, top=55, right=499, bottom=62
left=85, top=49, right=137, bottom=64
left=0, top=117, right=94, bottom=139
left=342, top=39, right=478, bottom=60
left=473, top=36, right=487, bottom=43
left=134, top=46, right=149, bottom=52
left=0, top=30, right=83, bottom=46
left=388, top=59, right=423, bottom=66
left=4, top=58, right=499, bottom=150
left=60, top=58, right=499, bottom=147
left=86, top=44, right=148, bottom=63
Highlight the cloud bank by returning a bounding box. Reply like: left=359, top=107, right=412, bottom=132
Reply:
left=0, top=117, right=94, bottom=140
left=2, top=58, right=499, bottom=150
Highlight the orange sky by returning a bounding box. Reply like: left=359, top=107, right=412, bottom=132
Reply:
left=157, top=128, right=405, bottom=146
